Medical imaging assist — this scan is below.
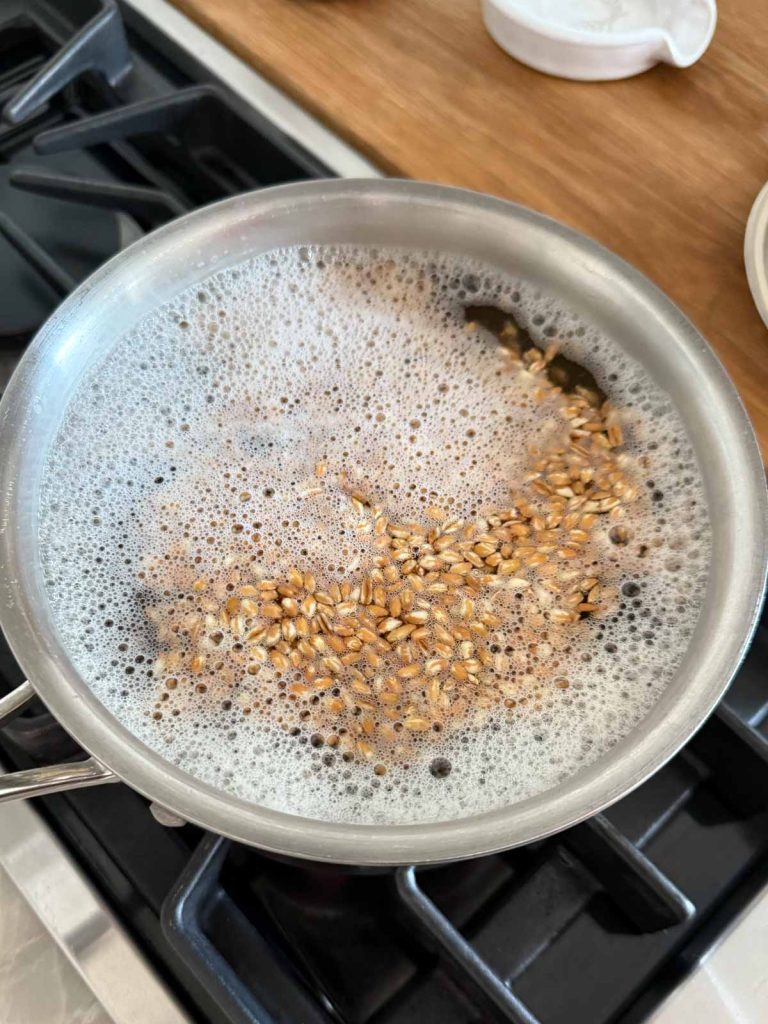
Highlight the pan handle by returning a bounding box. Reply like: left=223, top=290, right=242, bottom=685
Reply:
left=0, top=680, right=118, bottom=803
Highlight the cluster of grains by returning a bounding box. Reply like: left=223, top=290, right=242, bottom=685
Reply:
left=38, top=245, right=711, bottom=824
left=146, top=340, right=636, bottom=773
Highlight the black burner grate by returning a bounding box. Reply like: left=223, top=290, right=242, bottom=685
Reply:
left=0, top=0, right=326, bottom=352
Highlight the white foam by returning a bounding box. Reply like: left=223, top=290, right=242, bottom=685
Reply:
left=38, top=246, right=711, bottom=825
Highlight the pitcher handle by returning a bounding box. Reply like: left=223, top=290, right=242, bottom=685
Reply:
left=0, top=681, right=117, bottom=803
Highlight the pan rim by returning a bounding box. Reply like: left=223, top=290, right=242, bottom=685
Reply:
left=0, top=178, right=765, bottom=865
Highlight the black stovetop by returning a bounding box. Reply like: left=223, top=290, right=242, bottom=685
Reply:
left=1, top=4, right=767, bottom=1024
left=0, top=0, right=326, bottom=358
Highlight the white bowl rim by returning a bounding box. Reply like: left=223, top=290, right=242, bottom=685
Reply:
left=745, top=181, right=768, bottom=331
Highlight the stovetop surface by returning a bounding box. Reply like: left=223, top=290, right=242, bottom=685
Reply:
left=0, top=0, right=325, bottom=364
left=0, top=4, right=767, bottom=1024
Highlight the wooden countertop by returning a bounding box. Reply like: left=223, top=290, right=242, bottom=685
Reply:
left=174, top=0, right=768, bottom=456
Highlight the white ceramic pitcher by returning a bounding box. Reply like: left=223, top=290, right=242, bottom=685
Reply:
left=483, top=0, right=718, bottom=80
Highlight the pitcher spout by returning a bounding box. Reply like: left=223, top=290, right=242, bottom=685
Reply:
left=658, top=0, right=717, bottom=68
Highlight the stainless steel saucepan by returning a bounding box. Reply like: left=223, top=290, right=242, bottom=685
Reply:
left=0, top=180, right=765, bottom=865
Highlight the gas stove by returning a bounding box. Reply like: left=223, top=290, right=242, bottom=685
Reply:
left=0, top=3, right=766, bottom=1024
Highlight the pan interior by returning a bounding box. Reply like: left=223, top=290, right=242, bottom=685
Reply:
left=34, top=243, right=712, bottom=823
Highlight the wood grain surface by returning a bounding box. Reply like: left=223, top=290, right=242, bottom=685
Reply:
left=173, top=0, right=768, bottom=456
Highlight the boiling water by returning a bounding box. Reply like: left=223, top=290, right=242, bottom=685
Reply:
left=39, top=247, right=710, bottom=824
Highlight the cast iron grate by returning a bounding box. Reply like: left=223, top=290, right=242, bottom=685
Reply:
left=0, top=0, right=327, bottom=349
